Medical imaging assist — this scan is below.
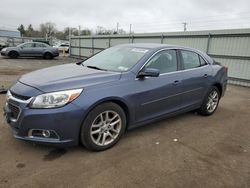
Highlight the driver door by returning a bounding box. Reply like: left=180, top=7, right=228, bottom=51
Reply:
left=19, top=43, right=34, bottom=56
left=134, top=49, right=183, bottom=122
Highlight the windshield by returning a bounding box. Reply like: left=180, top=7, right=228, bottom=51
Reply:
left=83, top=46, right=148, bottom=72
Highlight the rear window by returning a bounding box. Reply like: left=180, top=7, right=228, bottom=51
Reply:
left=181, top=50, right=200, bottom=69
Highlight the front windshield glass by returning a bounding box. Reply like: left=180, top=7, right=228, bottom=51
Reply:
left=83, top=46, right=149, bottom=72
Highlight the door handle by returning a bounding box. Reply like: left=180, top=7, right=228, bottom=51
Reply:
left=173, top=80, right=180, bottom=85
left=203, top=74, right=208, bottom=78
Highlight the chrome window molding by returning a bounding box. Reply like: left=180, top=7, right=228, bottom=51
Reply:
left=135, top=47, right=210, bottom=80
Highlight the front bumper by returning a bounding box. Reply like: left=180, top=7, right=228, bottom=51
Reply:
left=3, top=95, right=86, bottom=147
left=1, top=51, right=7, bottom=56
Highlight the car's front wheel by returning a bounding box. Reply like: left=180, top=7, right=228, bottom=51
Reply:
left=9, top=51, right=19, bottom=58
left=80, top=102, right=126, bottom=151
left=198, top=86, right=220, bottom=116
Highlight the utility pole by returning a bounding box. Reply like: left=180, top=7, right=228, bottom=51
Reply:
left=78, top=25, right=81, bottom=36
left=182, top=22, right=187, bottom=32
left=69, top=27, right=71, bottom=56
left=116, top=22, right=119, bottom=34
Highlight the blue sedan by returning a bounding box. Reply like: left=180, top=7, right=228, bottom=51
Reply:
left=4, top=44, right=228, bottom=151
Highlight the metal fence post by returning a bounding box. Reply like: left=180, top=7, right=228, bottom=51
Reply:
left=161, top=34, right=164, bottom=44
left=79, top=37, right=81, bottom=59
left=108, top=37, right=111, bottom=47
left=92, top=37, right=94, bottom=56
left=206, top=33, right=211, bottom=54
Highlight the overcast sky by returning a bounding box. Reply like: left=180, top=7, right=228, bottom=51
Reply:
left=1, top=0, right=250, bottom=33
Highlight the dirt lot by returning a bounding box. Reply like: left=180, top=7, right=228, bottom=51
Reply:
left=0, top=56, right=250, bottom=188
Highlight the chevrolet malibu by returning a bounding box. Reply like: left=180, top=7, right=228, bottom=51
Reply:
left=4, top=44, right=228, bottom=151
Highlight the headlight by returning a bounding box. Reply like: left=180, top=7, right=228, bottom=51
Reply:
left=6, top=90, right=11, bottom=101
left=1, top=48, right=7, bottom=52
left=30, top=89, right=83, bottom=109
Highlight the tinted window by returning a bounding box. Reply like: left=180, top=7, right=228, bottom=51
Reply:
left=181, top=51, right=200, bottom=69
left=145, top=50, right=177, bottom=74
left=199, top=56, right=207, bottom=66
left=21, top=43, right=34, bottom=48
left=35, top=43, right=47, bottom=48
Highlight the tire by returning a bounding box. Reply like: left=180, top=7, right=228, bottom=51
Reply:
left=43, top=52, right=53, bottom=59
left=9, top=51, right=19, bottom=59
left=80, top=102, right=126, bottom=151
left=198, top=86, right=220, bottom=116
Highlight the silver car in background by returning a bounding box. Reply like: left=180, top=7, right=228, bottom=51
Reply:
left=0, top=42, right=59, bottom=59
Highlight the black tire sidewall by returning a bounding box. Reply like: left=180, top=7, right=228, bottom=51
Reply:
left=80, top=102, right=126, bottom=151
left=9, top=51, right=18, bottom=58
left=44, top=52, right=52, bottom=59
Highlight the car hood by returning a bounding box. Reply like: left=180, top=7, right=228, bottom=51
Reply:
left=19, top=63, right=121, bottom=92
left=4, top=47, right=17, bottom=51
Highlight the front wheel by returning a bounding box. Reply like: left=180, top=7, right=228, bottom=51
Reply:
left=198, top=86, right=220, bottom=116
left=9, top=51, right=19, bottom=58
left=80, top=102, right=126, bottom=151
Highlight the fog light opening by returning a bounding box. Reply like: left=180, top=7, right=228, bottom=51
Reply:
left=28, top=129, right=59, bottom=140
left=42, top=130, right=51, bottom=138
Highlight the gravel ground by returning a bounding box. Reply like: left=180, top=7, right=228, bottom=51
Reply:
left=0, top=56, right=250, bottom=188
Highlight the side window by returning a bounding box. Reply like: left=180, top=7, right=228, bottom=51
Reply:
left=181, top=50, right=200, bottom=69
left=199, top=56, right=207, bottom=66
left=35, top=43, right=46, bottom=48
left=145, top=50, right=177, bottom=74
left=21, top=43, right=34, bottom=48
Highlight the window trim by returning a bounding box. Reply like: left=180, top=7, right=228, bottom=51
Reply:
left=137, top=48, right=180, bottom=76
left=136, top=48, right=210, bottom=80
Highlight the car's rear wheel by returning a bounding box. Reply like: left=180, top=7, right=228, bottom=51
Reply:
left=80, top=102, right=126, bottom=151
left=198, top=86, right=220, bottom=116
left=43, top=52, right=53, bottom=59
left=9, top=51, right=19, bottom=58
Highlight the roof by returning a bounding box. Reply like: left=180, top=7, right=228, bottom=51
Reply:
left=118, top=43, right=179, bottom=49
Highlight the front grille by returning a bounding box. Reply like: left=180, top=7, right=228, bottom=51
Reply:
left=8, top=103, right=20, bottom=119
left=10, top=91, right=31, bottom=101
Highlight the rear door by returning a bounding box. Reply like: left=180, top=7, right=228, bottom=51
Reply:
left=179, top=50, right=212, bottom=108
left=134, top=49, right=183, bottom=122
left=33, top=43, right=47, bottom=56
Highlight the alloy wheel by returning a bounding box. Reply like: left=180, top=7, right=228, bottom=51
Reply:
left=90, top=110, right=122, bottom=146
left=206, top=90, right=219, bottom=113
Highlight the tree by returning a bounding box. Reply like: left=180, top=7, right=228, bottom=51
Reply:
left=40, top=22, right=57, bottom=38
left=25, top=24, right=35, bottom=37
left=81, top=29, right=92, bottom=36
left=17, top=24, right=25, bottom=36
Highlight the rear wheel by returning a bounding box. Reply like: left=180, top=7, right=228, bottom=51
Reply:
left=9, top=51, right=18, bottom=58
left=43, top=52, right=53, bottom=59
left=198, top=86, right=220, bottom=116
left=80, top=102, right=126, bottom=151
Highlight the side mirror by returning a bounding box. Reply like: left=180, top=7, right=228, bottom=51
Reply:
left=137, top=68, right=160, bottom=78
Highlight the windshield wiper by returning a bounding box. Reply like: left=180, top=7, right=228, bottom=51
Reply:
left=86, top=65, right=107, bottom=71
